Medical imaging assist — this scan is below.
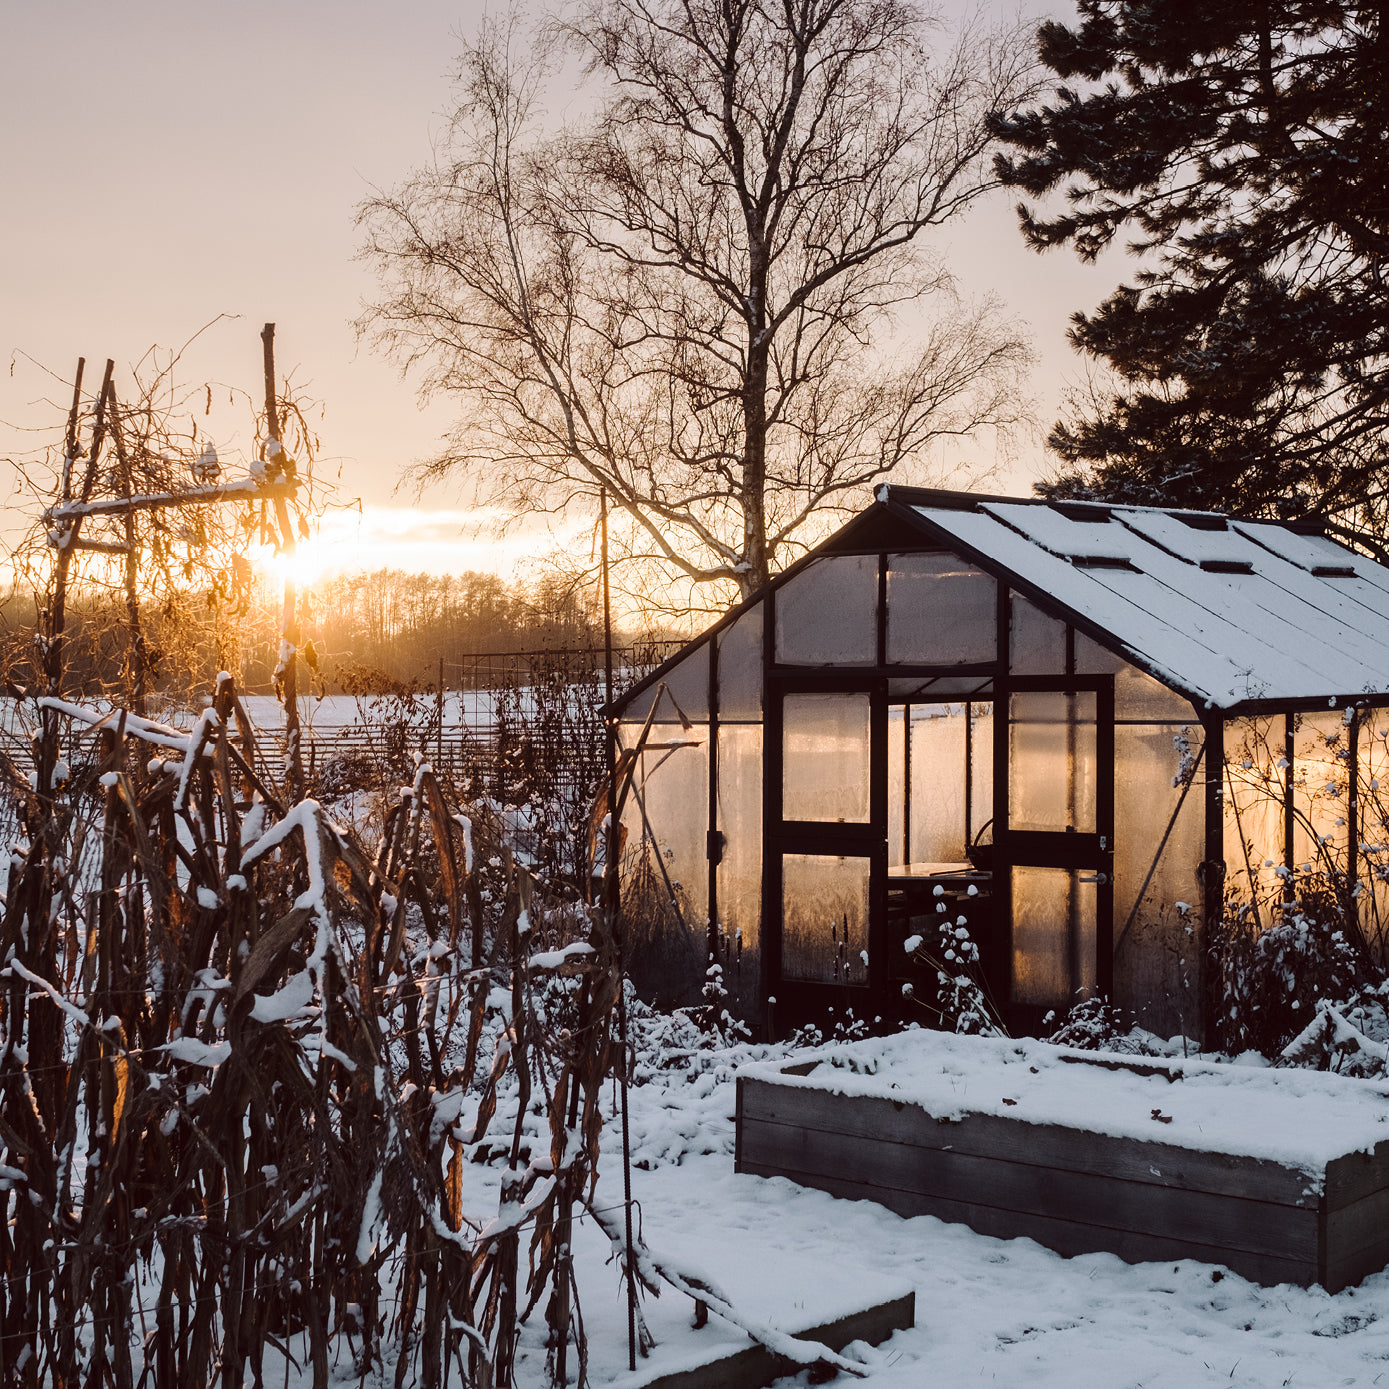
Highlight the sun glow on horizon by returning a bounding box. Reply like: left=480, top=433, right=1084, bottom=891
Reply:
left=276, top=504, right=589, bottom=585
left=253, top=534, right=333, bottom=590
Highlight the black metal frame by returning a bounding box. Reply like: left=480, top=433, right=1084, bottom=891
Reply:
left=762, top=671, right=888, bottom=1032
left=996, top=673, right=1116, bottom=1032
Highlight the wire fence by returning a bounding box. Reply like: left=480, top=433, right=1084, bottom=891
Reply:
left=0, top=643, right=680, bottom=854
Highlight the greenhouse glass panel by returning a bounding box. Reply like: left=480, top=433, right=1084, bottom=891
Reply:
left=1222, top=716, right=1287, bottom=898
left=715, top=723, right=763, bottom=959
left=1075, top=636, right=1196, bottom=722
left=1112, top=723, right=1205, bottom=1035
left=908, top=705, right=967, bottom=865
left=620, top=642, right=709, bottom=723
left=888, top=707, right=907, bottom=866
left=969, top=704, right=994, bottom=846
left=781, top=853, right=871, bottom=984
left=1358, top=707, right=1389, bottom=957
left=1293, top=711, right=1352, bottom=877
left=887, top=676, right=993, bottom=699
left=618, top=730, right=709, bottom=931
left=1012, top=866, right=1097, bottom=1007
left=1010, top=594, right=1067, bottom=675
left=1008, top=690, right=1098, bottom=835
left=886, top=553, right=995, bottom=664
left=775, top=556, right=877, bottom=665
left=657, top=641, right=710, bottom=722
left=717, top=605, right=763, bottom=720
left=782, top=692, right=871, bottom=822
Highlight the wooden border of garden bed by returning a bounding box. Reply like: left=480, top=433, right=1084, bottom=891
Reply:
left=735, top=1061, right=1389, bottom=1292
left=610, top=1291, right=915, bottom=1389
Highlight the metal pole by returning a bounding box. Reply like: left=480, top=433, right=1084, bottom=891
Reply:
left=602, top=490, right=638, bottom=1372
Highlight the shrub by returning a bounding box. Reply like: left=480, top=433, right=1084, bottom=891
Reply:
left=1209, top=873, right=1376, bottom=1056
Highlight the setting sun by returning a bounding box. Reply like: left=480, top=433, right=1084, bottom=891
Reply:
left=252, top=534, right=331, bottom=590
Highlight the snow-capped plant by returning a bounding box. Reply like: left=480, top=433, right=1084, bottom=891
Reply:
left=903, top=900, right=1005, bottom=1038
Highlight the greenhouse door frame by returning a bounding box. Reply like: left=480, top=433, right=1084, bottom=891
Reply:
left=997, top=673, right=1116, bottom=1033
left=763, top=673, right=889, bottom=1034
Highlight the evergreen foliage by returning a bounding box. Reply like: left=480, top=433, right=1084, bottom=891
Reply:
left=992, top=0, right=1389, bottom=521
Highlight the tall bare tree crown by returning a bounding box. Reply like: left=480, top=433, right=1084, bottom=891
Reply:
left=358, top=0, right=1038, bottom=605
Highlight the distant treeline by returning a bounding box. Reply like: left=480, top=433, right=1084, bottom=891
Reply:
left=308, top=569, right=606, bottom=688
left=0, top=569, right=672, bottom=701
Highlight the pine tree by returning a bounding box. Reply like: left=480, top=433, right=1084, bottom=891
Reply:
left=992, top=1, right=1389, bottom=524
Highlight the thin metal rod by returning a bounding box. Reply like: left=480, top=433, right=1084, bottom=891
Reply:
left=602, top=490, right=638, bottom=1372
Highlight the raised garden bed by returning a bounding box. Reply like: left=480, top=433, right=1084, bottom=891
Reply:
left=735, top=1033, right=1389, bottom=1292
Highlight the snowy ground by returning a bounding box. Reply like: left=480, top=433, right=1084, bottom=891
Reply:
left=439, top=1028, right=1389, bottom=1389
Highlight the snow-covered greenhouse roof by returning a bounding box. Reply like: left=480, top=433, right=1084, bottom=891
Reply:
left=883, top=487, right=1389, bottom=711
left=613, top=487, right=1389, bottom=718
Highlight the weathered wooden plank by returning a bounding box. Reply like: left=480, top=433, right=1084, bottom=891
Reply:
left=1323, top=1234, right=1389, bottom=1295
left=1325, top=1184, right=1389, bottom=1264
left=1325, top=1138, right=1389, bottom=1210
left=611, top=1292, right=915, bottom=1389
left=740, top=1160, right=1317, bottom=1288
left=740, top=1116, right=1319, bottom=1263
left=738, top=1077, right=1316, bottom=1208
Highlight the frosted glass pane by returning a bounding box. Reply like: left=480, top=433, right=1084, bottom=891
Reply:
left=716, top=724, right=762, bottom=943
left=658, top=641, right=710, bottom=721
left=1293, top=711, right=1351, bottom=875
left=782, top=853, right=870, bottom=983
left=1013, top=866, right=1097, bottom=1008
left=1075, top=636, right=1194, bottom=721
left=620, top=732, right=709, bottom=928
left=717, top=605, right=763, bottom=720
left=970, top=704, right=994, bottom=844
left=888, top=676, right=993, bottom=699
left=887, top=553, right=995, bottom=664
left=1010, top=594, right=1066, bottom=675
left=782, top=692, right=870, bottom=822
left=888, top=707, right=907, bottom=865
left=1359, top=707, right=1389, bottom=956
left=909, top=705, right=966, bottom=864
left=620, top=685, right=659, bottom=723
left=715, top=724, right=762, bottom=1014
left=1223, top=716, right=1287, bottom=896
left=1009, top=691, right=1098, bottom=834
left=620, top=642, right=713, bottom=724
left=775, top=556, right=877, bottom=665
left=1112, top=722, right=1205, bottom=1035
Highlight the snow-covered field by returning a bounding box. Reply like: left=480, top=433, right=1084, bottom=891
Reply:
left=438, top=1026, right=1389, bottom=1389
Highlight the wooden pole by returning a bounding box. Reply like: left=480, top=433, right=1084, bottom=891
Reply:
left=48, top=359, right=113, bottom=703
left=261, top=323, right=304, bottom=804
left=104, top=382, right=148, bottom=716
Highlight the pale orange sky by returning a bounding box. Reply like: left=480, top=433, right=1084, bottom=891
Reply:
left=1, top=0, right=1121, bottom=583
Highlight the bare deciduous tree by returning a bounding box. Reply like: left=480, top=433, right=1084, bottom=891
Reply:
left=358, top=0, right=1039, bottom=601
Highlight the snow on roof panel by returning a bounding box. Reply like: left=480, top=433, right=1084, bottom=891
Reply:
left=1116, top=510, right=1262, bottom=567
left=1230, top=542, right=1389, bottom=654
left=907, top=499, right=1389, bottom=708
left=920, top=508, right=1260, bottom=703
left=1231, top=521, right=1367, bottom=575
left=979, top=501, right=1137, bottom=562
left=1095, top=543, right=1373, bottom=699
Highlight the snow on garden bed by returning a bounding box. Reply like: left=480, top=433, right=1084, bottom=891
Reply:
left=740, top=1029, right=1389, bottom=1179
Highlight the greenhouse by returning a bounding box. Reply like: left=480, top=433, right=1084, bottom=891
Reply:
left=611, top=487, right=1389, bottom=1041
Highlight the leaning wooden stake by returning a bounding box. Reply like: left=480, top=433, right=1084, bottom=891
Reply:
left=261, top=322, right=304, bottom=804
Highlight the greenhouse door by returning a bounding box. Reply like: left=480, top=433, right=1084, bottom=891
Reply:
left=1001, top=676, right=1115, bottom=1030
left=765, top=679, right=887, bottom=1031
